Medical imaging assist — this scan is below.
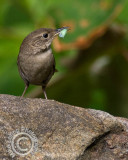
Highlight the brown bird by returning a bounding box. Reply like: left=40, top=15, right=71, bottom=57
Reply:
left=17, top=27, right=68, bottom=99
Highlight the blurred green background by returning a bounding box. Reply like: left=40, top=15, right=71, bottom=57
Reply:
left=0, top=0, right=128, bottom=118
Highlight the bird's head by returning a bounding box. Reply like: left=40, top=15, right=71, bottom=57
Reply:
left=20, top=27, right=68, bottom=55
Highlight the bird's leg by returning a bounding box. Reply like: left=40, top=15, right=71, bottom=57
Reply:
left=42, top=86, right=48, bottom=99
left=21, top=84, right=29, bottom=97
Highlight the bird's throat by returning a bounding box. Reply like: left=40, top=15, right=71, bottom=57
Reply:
left=36, top=45, right=51, bottom=55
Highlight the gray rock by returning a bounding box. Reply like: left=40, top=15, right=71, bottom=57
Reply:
left=0, top=94, right=128, bottom=160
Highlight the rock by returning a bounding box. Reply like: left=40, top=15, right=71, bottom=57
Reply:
left=0, top=94, right=128, bottom=160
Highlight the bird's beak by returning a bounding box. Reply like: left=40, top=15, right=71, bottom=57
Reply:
left=54, top=27, right=70, bottom=37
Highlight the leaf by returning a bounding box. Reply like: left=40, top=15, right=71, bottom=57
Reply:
left=51, top=0, right=125, bottom=50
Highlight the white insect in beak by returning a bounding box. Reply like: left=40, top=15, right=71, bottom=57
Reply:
left=55, top=27, right=69, bottom=38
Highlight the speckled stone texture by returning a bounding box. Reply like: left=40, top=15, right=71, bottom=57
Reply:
left=0, top=94, right=128, bottom=160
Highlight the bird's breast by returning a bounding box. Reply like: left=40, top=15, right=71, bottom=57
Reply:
left=19, top=49, right=55, bottom=85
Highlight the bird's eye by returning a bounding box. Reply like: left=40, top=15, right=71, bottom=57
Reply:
left=43, top=33, right=48, bottom=38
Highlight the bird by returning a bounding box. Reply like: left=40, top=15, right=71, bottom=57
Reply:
left=17, top=27, right=68, bottom=99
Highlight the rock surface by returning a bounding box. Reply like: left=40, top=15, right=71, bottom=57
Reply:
left=0, top=94, right=128, bottom=160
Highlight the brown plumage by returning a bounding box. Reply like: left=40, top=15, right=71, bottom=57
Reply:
left=17, top=27, right=67, bottom=99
